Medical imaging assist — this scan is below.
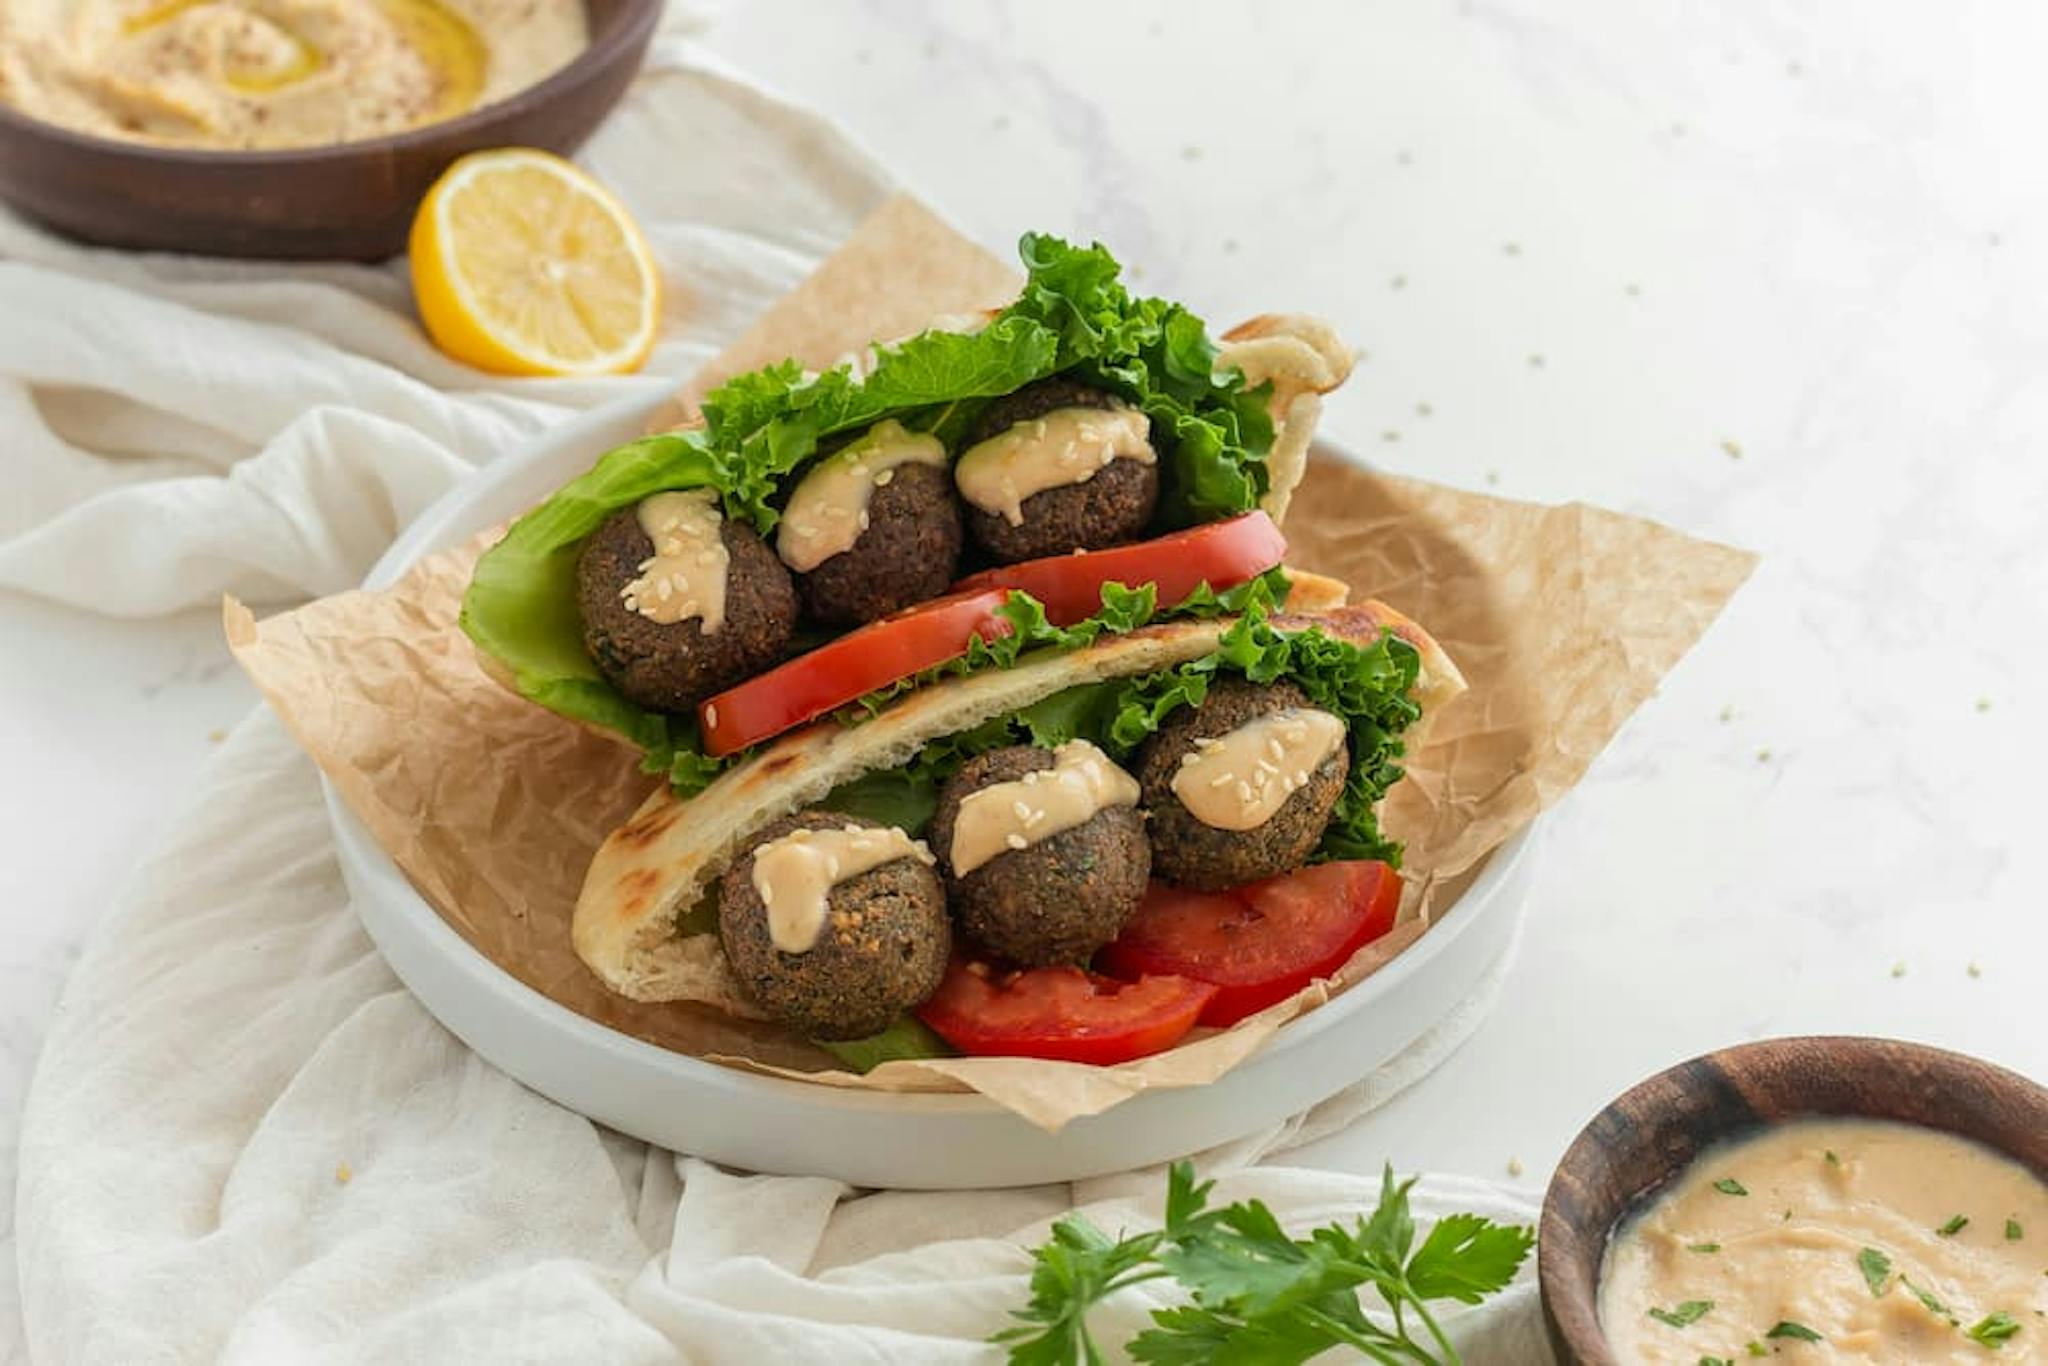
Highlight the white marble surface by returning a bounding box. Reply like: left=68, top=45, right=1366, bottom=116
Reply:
left=6, top=0, right=2048, bottom=1355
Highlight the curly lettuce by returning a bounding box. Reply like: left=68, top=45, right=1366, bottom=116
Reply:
left=822, top=599, right=1422, bottom=867
left=460, top=233, right=1278, bottom=768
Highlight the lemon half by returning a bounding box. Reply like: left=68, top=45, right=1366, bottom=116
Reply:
left=410, top=148, right=661, bottom=377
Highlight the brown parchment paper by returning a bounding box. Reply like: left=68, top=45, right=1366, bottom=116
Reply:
left=226, top=196, right=1756, bottom=1132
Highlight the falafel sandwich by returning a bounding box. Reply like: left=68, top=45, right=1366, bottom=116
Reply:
left=463, top=233, right=1465, bottom=1067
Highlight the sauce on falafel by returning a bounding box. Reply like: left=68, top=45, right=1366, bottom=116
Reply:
left=775, top=420, right=950, bottom=573
left=621, top=489, right=730, bottom=631
left=954, top=406, right=1155, bottom=528
left=948, top=740, right=1140, bottom=876
left=1170, top=707, right=1347, bottom=831
left=750, top=822, right=937, bottom=953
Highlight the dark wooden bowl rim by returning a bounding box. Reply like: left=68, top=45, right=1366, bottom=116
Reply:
left=1537, top=1035, right=2047, bottom=1366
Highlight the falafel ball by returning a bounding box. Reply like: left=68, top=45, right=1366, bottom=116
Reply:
left=928, top=745, right=1151, bottom=966
left=797, top=461, right=964, bottom=625
left=576, top=504, right=798, bottom=714
left=719, top=810, right=950, bottom=1040
left=963, top=378, right=1160, bottom=563
left=1134, top=678, right=1350, bottom=890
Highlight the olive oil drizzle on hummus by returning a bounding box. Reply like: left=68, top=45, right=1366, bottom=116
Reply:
left=953, top=406, right=1155, bottom=526
left=1, top=0, right=578, bottom=149
left=1171, top=707, right=1346, bottom=831
left=750, top=824, right=936, bottom=954
left=622, top=489, right=729, bottom=631
left=774, top=419, right=948, bottom=573
left=949, top=740, right=1140, bottom=876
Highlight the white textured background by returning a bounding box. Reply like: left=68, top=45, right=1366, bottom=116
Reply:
left=7, top=1, right=2047, bottom=1356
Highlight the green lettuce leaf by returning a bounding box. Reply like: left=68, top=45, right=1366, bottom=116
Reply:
left=813, top=1015, right=955, bottom=1073
left=818, top=598, right=1422, bottom=865
left=461, top=232, right=1277, bottom=760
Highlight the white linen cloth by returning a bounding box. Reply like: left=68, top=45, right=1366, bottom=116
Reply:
left=5, top=21, right=1551, bottom=1364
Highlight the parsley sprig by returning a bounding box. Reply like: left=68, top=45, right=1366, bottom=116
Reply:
left=996, top=1161, right=1534, bottom=1365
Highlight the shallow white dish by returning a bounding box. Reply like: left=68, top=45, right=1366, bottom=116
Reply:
left=326, top=391, right=1539, bottom=1189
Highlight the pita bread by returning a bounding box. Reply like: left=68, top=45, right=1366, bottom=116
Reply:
left=574, top=600, right=1464, bottom=1011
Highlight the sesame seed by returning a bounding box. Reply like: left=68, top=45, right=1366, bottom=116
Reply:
left=705, top=704, right=718, bottom=728
left=1005, top=833, right=1028, bottom=851
left=874, top=469, right=895, bottom=486
left=1012, top=800, right=1031, bottom=819
left=857, top=512, right=871, bottom=531
left=1209, top=772, right=1235, bottom=788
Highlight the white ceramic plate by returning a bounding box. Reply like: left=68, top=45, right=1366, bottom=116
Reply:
left=326, top=392, right=1538, bottom=1188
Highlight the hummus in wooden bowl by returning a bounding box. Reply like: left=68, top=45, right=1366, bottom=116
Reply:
left=0, top=0, right=588, bottom=149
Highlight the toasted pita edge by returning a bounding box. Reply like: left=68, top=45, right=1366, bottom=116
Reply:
left=574, top=599, right=1463, bottom=1007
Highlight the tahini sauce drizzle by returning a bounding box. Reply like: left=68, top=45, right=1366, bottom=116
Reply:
left=1600, top=1118, right=2048, bottom=1364
left=1171, top=708, right=1346, bottom=831
left=621, top=489, right=729, bottom=630
left=750, top=824, right=936, bottom=954
left=775, top=419, right=948, bottom=572
left=953, top=406, right=1155, bottom=526
left=949, top=741, right=1140, bottom=876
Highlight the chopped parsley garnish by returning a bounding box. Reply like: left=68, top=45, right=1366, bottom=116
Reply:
left=1700, top=1357, right=1734, bottom=1366
left=1938, top=1214, right=1971, bottom=1237
left=1857, top=1246, right=1892, bottom=1296
left=1687, top=1241, right=1722, bottom=1254
left=1824, top=1149, right=1841, bottom=1167
left=1712, top=1178, right=1749, bottom=1197
left=1649, top=1300, right=1716, bottom=1328
left=1966, top=1312, right=2021, bottom=1349
left=1899, top=1274, right=1958, bottom=1325
left=1746, top=1343, right=1767, bottom=1357
left=2005, top=1217, right=2023, bottom=1241
left=1765, top=1320, right=1823, bottom=1342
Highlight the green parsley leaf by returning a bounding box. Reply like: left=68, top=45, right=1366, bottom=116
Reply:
left=1966, top=1312, right=2021, bottom=1349
left=1858, top=1246, right=1892, bottom=1296
left=1649, top=1300, right=1715, bottom=1328
left=1765, top=1320, right=1823, bottom=1342
left=992, top=1210, right=1167, bottom=1365
left=1406, top=1211, right=1538, bottom=1303
left=1700, top=1357, right=1735, bottom=1366
left=1824, top=1149, right=1841, bottom=1167
left=2007, top=1218, right=2024, bottom=1241
left=1004, top=1157, right=1534, bottom=1366
left=1899, top=1274, right=1958, bottom=1324
left=1713, top=1178, right=1749, bottom=1196
left=1746, top=1343, right=1767, bottom=1357
left=1938, top=1214, right=1971, bottom=1237
left=1687, top=1242, right=1722, bottom=1254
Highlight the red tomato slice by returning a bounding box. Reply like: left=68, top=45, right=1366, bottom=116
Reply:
left=697, top=588, right=1013, bottom=756
left=952, top=511, right=1287, bottom=626
left=916, top=959, right=1217, bottom=1065
left=1097, top=861, right=1402, bottom=1027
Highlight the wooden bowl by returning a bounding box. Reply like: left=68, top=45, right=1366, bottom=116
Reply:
left=0, top=0, right=661, bottom=260
left=1538, top=1036, right=2048, bottom=1366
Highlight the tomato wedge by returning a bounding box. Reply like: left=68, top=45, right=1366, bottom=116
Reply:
left=952, top=511, right=1287, bottom=626
left=1097, top=861, right=1402, bottom=1027
left=916, top=959, right=1217, bottom=1065
left=697, top=588, right=1012, bottom=756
